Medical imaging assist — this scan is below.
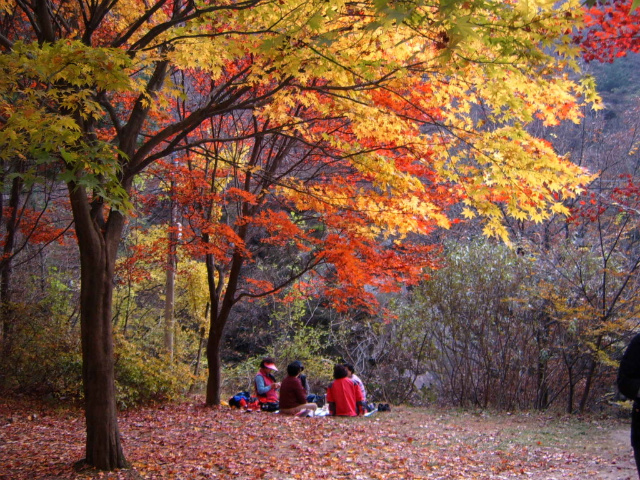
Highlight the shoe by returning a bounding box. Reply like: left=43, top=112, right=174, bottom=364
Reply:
left=384, top=404, right=390, bottom=412
left=378, top=403, right=384, bottom=411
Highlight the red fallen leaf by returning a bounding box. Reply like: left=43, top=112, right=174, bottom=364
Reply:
left=0, top=400, right=631, bottom=479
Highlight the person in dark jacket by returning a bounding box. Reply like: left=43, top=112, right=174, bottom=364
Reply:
left=279, top=361, right=317, bottom=416
left=291, top=360, right=310, bottom=394
left=618, top=333, right=640, bottom=478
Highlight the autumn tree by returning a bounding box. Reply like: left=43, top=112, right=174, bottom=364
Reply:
left=2, top=0, right=597, bottom=470
left=138, top=0, right=602, bottom=406
left=578, top=0, right=640, bottom=63
left=531, top=98, right=640, bottom=412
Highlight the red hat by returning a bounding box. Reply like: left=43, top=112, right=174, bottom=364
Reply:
left=263, top=362, right=278, bottom=371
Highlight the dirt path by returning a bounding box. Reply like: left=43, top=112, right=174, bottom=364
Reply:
left=603, top=428, right=637, bottom=479
left=430, top=410, right=637, bottom=479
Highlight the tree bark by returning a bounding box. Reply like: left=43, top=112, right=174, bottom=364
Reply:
left=204, top=246, right=244, bottom=405
left=204, top=252, right=226, bottom=405
left=205, top=321, right=223, bottom=405
left=578, top=335, right=603, bottom=413
left=164, top=193, right=177, bottom=361
left=69, top=184, right=127, bottom=470
left=0, top=174, right=22, bottom=356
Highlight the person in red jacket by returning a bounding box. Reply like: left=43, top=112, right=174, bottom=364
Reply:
left=326, top=364, right=365, bottom=416
left=279, top=361, right=318, bottom=416
left=254, top=357, right=280, bottom=407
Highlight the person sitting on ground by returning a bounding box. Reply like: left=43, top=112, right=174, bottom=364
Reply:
left=254, top=357, right=280, bottom=407
left=279, top=361, right=318, bottom=416
left=344, top=363, right=366, bottom=403
left=326, top=364, right=365, bottom=416
left=291, top=360, right=310, bottom=395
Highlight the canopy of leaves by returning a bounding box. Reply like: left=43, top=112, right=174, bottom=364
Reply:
left=578, top=0, right=640, bottom=63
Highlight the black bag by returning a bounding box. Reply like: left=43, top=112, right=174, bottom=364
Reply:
left=307, top=394, right=325, bottom=408
left=260, top=402, right=279, bottom=412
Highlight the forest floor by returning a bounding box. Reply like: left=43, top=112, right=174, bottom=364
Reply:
left=0, top=396, right=636, bottom=480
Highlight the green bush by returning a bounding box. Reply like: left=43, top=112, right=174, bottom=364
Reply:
left=0, top=300, right=84, bottom=400
left=114, top=334, right=195, bottom=409
left=221, top=294, right=336, bottom=398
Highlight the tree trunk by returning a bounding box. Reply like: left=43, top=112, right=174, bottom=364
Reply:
left=578, top=335, right=603, bottom=413
left=164, top=194, right=177, bottom=361
left=205, top=322, right=223, bottom=405
left=190, top=326, right=206, bottom=394
left=69, top=185, right=127, bottom=470
left=566, top=360, right=574, bottom=414
left=204, top=247, right=244, bottom=405
left=535, top=321, right=550, bottom=410
left=0, top=174, right=23, bottom=355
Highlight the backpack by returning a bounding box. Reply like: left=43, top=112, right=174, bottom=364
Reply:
left=229, top=391, right=255, bottom=408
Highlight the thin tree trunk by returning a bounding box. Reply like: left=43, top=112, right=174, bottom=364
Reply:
left=0, top=174, right=23, bottom=356
left=579, top=337, right=602, bottom=413
left=164, top=192, right=177, bottom=361
left=535, top=321, right=551, bottom=410
left=193, top=327, right=205, bottom=376
left=565, top=357, right=574, bottom=414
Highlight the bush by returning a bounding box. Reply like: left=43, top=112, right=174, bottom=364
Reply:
left=114, top=334, right=195, bottom=409
left=221, top=294, right=337, bottom=398
left=0, top=302, right=84, bottom=400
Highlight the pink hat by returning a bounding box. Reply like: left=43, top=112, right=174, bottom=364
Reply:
left=263, top=362, right=278, bottom=371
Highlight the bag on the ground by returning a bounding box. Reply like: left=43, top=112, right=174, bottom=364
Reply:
left=307, top=394, right=325, bottom=408
left=260, top=401, right=279, bottom=412
left=229, top=391, right=255, bottom=408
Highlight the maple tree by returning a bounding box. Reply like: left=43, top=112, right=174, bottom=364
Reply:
left=141, top=0, right=600, bottom=406
left=1, top=0, right=599, bottom=470
left=578, top=0, right=640, bottom=63
left=148, top=108, right=447, bottom=404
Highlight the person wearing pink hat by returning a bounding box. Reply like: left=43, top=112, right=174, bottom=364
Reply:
left=255, top=357, right=280, bottom=410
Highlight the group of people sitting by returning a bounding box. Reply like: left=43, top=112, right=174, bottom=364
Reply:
left=254, top=357, right=368, bottom=417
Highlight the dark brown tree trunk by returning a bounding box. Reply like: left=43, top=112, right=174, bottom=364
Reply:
left=579, top=335, right=603, bottom=413
left=205, top=321, right=223, bottom=405
left=190, top=326, right=206, bottom=394
left=535, top=319, right=551, bottom=410
left=566, top=360, right=574, bottom=414
left=0, top=174, right=22, bottom=356
left=69, top=185, right=127, bottom=470
left=204, top=244, right=245, bottom=405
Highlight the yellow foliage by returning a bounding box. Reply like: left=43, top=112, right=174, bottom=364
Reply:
left=7, top=0, right=599, bottom=244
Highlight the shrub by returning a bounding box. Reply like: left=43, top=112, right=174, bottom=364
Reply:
left=114, top=334, right=195, bottom=409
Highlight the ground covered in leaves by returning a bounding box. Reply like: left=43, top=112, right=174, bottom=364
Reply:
left=0, top=397, right=636, bottom=479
